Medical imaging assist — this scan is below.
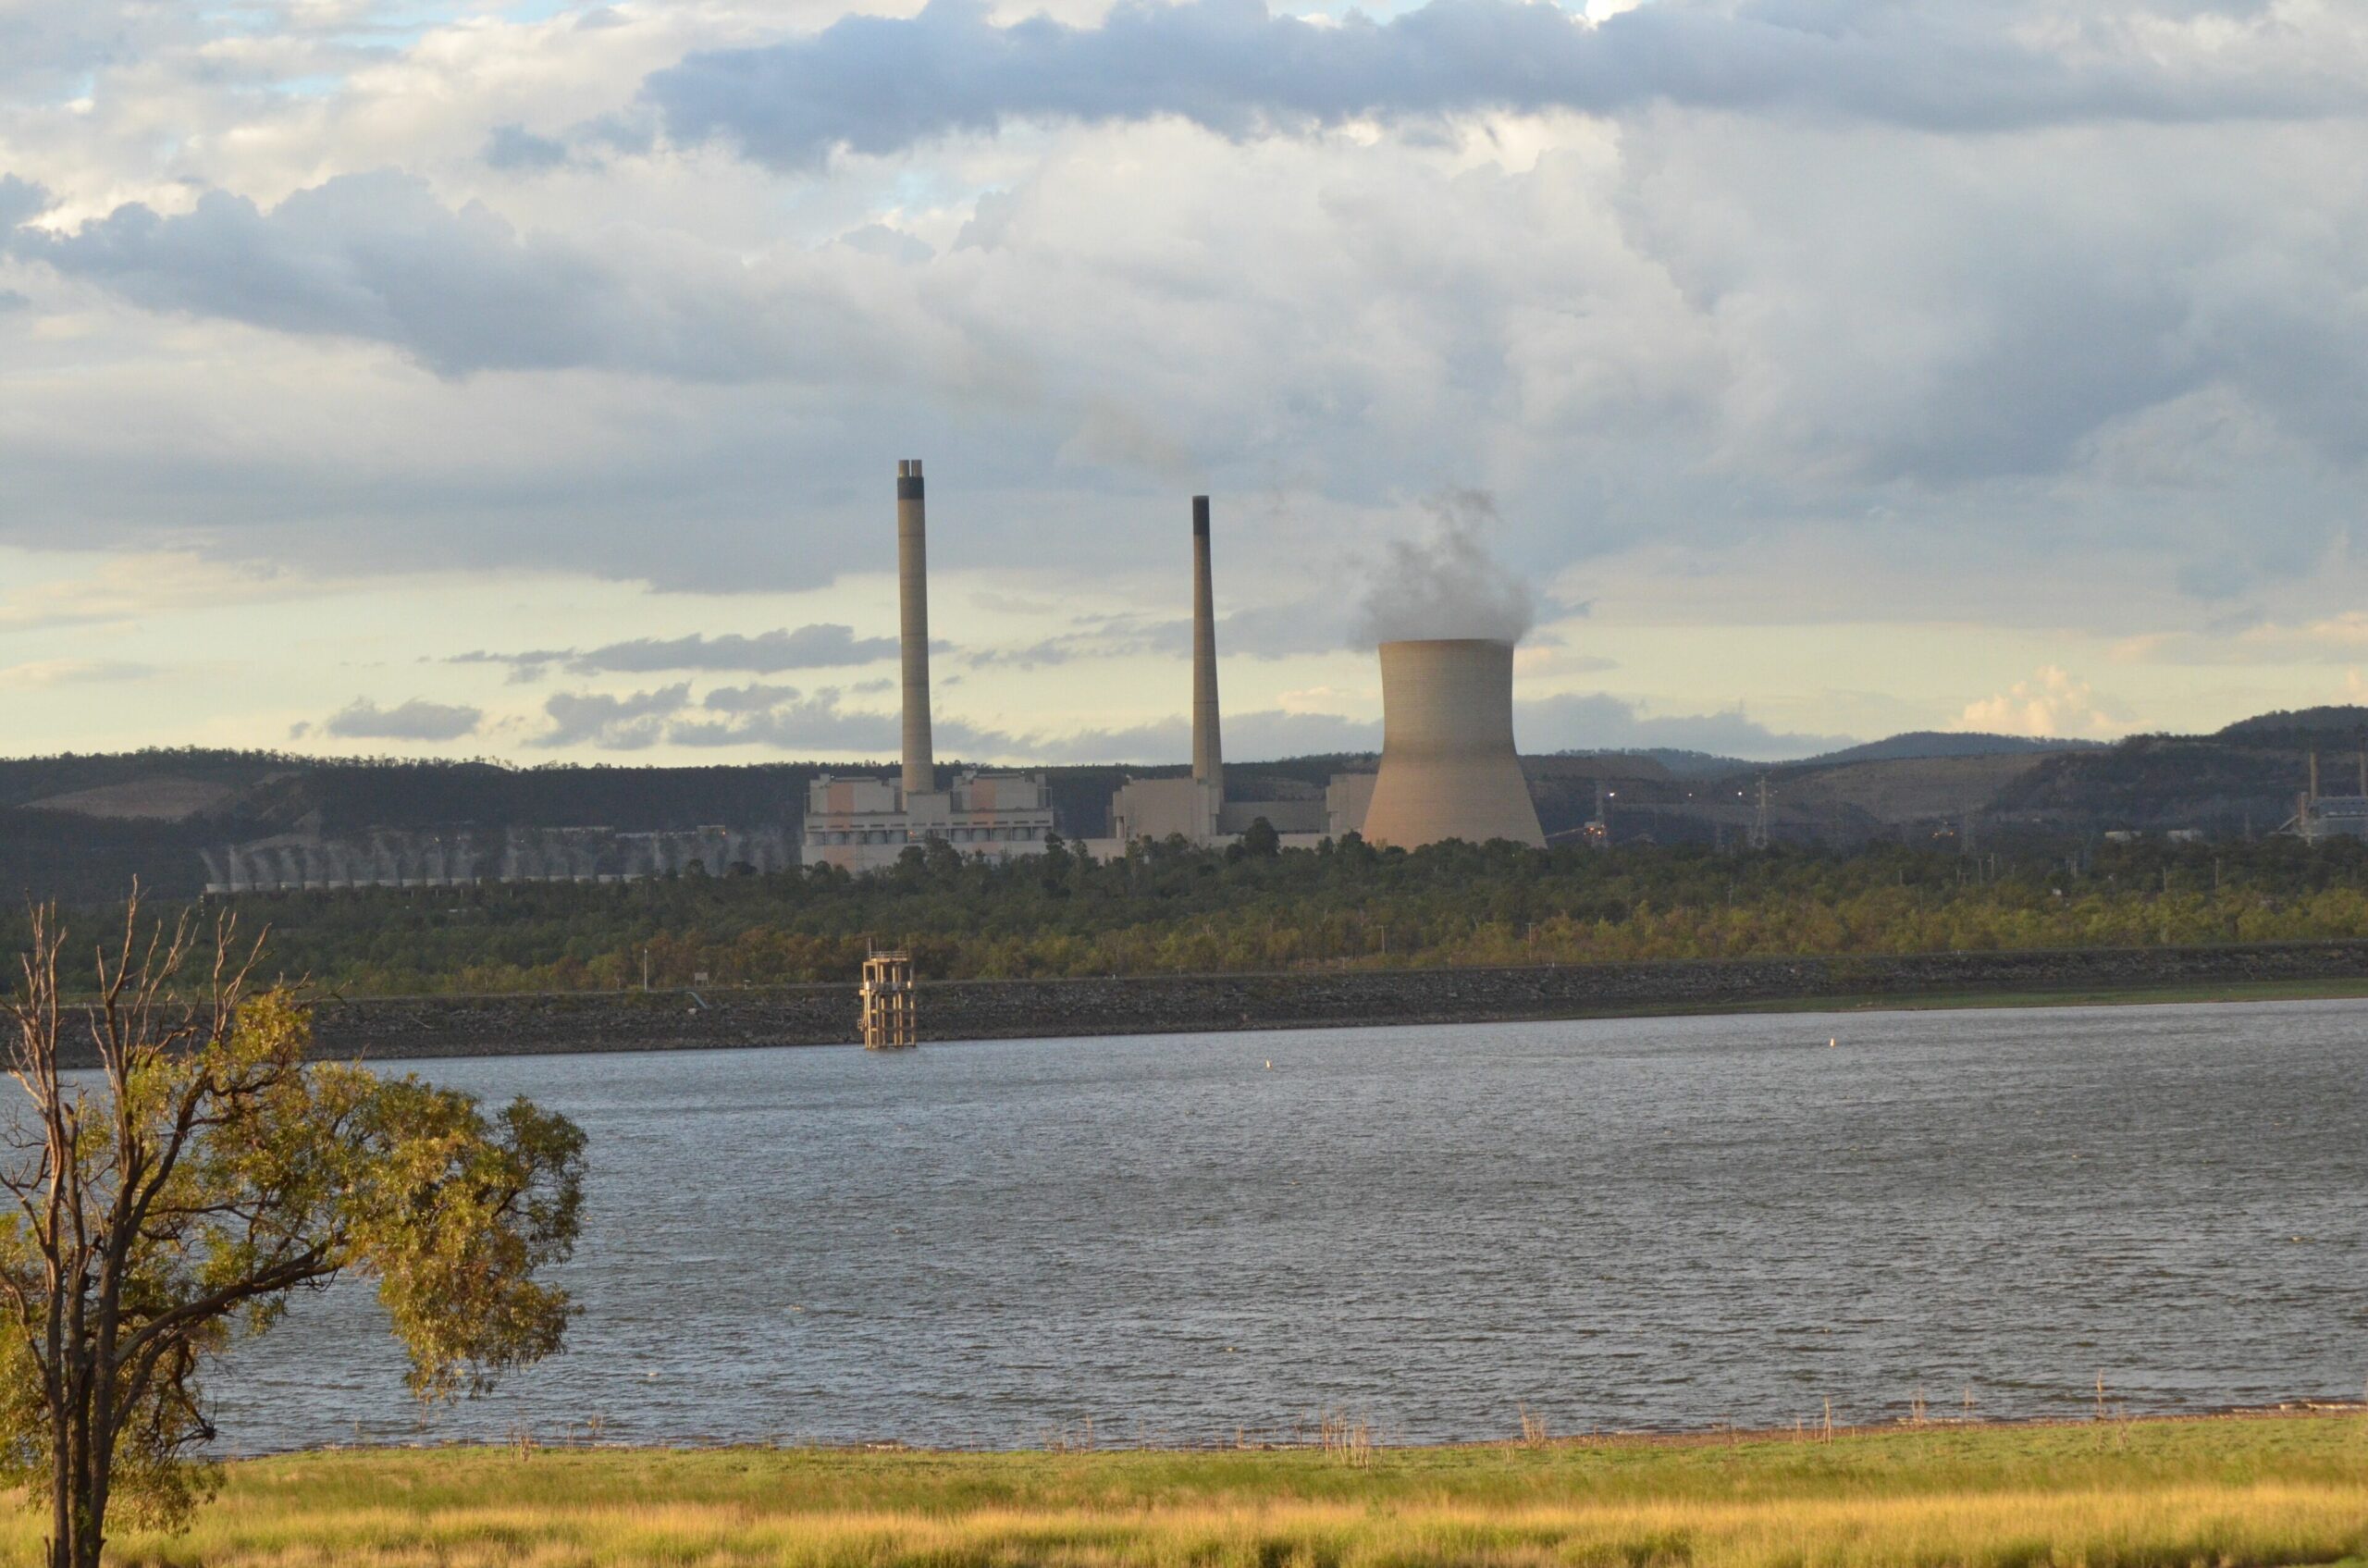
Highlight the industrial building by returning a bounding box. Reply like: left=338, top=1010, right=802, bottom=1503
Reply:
left=1101, top=498, right=1331, bottom=851
left=801, top=460, right=1056, bottom=872
left=2288, top=748, right=2368, bottom=843
left=1099, top=498, right=1541, bottom=854
left=795, top=465, right=1547, bottom=867
left=202, top=824, right=794, bottom=893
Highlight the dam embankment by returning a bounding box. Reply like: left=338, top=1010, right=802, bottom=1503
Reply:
left=226, top=939, right=2368, bottom=1060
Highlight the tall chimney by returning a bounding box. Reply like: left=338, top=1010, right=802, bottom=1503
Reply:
left=1191, top=495, right=1223, bottom=800
left=897, top=460, right=933, bottom=798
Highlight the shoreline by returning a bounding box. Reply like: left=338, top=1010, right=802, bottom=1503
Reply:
left=303, top=941, right=2368, bottom=1062
left=262, top=1398, right=2368, bottom=1460
left=55, top=942, right=2368, bottom=1065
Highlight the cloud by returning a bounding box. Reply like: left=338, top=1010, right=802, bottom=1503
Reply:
left=534, top=683, right=692, bottom=748
left=670, top=685, right=907, bottom=750
left=983, top=693, right=1844, bottom=763
left=319, top=696, right=484, bottom=741
left=965, top=599, right=1353, bottom=670
left=964, top=612, right=1187, bottom=669
left=8, top=0, right=2368, bottom=756
left=644, top=0, right=2368, bottom=169
left=1955, top=666, right=2127, bottom=739
left=1018, top=707, right=1382, bottom=763
left=483, top=124, right=573, bottom=172
left=0, top=659, right=153, bottom=690
left=1516, top=693, right=1857, bottom=760
left=461, top=625, right=900, bottom=678
left=0, top=177, right=46, bottom=230
left=2, top=171, right=903, bottom=382
left=1357, top=488, right=1533, bottom=646
left=832, top=223, right=936, bottom=265
left=526, top=680, right=1000, bottom=754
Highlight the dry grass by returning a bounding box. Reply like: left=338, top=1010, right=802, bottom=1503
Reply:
left=8, top=1412, right=2363, bottom=1568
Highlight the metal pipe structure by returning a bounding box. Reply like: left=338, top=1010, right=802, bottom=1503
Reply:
left=1358, top=638, right=1546, bottom=850
left=1190, top=495, right=1223, bottom=800
left=896, top=459, right=933, bottom=797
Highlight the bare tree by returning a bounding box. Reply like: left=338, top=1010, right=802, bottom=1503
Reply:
left=0, top=896, right=585, bottom=1568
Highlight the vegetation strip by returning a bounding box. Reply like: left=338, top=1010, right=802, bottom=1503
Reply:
left=29, top=1413, right=2368, bottom=1567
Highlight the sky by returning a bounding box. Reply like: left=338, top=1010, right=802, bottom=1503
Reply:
left=3, top=0, right=2367, bottom=767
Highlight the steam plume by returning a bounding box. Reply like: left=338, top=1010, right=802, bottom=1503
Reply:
left=1355, top=488, right=1534, bottom=647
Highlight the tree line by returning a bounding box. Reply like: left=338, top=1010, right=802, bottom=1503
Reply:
left=12, top=833, right=2368, bottom=997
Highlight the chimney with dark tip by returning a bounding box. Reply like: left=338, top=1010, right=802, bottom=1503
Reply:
left=897, top=460, right=933, bottom=798
left=1190, top=495, right=1223, bottom=800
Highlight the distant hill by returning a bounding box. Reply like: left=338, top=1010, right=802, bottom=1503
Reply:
left=0, top=704, right=2356, bottom=900
left=2216, top=707, right=2368, bottom=747
left=1800, top=731, right=2105, bottom=767
left=1590, top=748, right=1757, bottom=780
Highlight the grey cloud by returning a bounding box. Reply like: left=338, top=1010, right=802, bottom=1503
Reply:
left=320, top=696, right=483, bottom=741
left=968, top=600, right=1350, bottom=669
left=1357, top=488, right=1532, bottom=646
left=535, top=683, right=692, bottom=748
left=529, top=680, right=1018, bottom=754
left=1515, top=694, right=1856, bottom=761
left=702, top=681, right=802, bottom=712
left=7, top=174, right=615, bottom=377
left=484, top=123, right=573, bottom=172
left=4, top=20, right=2364, bottom=623
left=451, top=648, right=570, bottom=684
left=0, top=177, right=48, bottom=229
left=832, top=223, right=935, bottom=265
left=966, top=613, right=1187, bottom=669
left=670, top=691, right=900, bottom=750
left=579, top=626, right=899, bottom=673
left=456, top=626, right=898, bottom=677
left=672, top=687, right=1022, bottom=753
left=1020, top=708, right=1380, bottom=764
left=643, top=0, right=2366, bottom=169
left=1, top=170, right=870, bottom=381
left=1218, top=600, right=1357, bottom=659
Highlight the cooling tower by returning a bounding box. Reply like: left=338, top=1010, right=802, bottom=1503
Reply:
left=1358, top=638, right=1545, bottom=850
left=1190, top=496, right=1223, bottom=798
left=896, top=459, right=933, bottom=797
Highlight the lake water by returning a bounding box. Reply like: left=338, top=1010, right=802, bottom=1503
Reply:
left=214, top=999, right=2368, bottom=1451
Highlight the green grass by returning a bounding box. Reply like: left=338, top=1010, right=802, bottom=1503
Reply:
left=19, top=1412, right=2367, bottom=1567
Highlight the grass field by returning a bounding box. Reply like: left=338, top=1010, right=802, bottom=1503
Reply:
left=21, top=1412, right=2367, bottom=1567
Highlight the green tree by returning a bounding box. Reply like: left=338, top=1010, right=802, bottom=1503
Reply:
left=0, top=900, right=586, bottom=1568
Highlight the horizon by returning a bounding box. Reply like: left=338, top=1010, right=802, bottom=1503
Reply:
left=16, top=718, right=2314, bottom=777
left=6, top=1, right=2368, bottom=765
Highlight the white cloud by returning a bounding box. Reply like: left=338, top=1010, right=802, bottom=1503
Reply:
left=1955, top=666, right=2126, bottom=739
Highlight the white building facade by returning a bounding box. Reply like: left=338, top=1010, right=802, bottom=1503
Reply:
left=802, top=771, right=1056, bottom=873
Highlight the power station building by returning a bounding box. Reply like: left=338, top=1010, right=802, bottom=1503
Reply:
left=801, top=460, right=1056, bottom=873
left=799, top=465, right=1545, bottom=870
left=1100, top=498, right=1541, bottom=853
left=1102, top=497, right=1331, bottom=851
